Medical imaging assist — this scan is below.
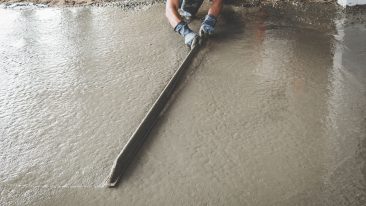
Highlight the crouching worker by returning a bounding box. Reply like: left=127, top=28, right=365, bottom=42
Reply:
left=165, top=0, right=223, bottom=49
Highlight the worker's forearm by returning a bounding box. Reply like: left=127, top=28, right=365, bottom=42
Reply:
left=165, top=0, right=182, bottom=28
left=208, top=0, right=223, bottom=17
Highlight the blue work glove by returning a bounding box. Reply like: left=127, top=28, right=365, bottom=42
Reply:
left=199, top=15, right=217, bottom=37
left=174, top=21, right=200, bottom=49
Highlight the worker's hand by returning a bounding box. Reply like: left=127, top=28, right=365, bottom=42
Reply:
left=184, top=32, right=200, bottom=49
left=199, top=15, right=217, bottom=37
left=175, top=21, right=200, bottom=49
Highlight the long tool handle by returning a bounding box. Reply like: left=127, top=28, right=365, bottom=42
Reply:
left=106, top=45, right=200, bottom=188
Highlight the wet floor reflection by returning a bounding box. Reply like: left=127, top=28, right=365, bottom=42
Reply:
left=0, top=3, right=365, bottom=205
left=324, top=13, right=366, bottom=204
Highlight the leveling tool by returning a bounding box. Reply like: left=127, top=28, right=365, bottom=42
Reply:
left=106, top=37, right=205, bottom=188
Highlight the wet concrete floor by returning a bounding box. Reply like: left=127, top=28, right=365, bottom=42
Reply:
left=1, top=3, right=366, bottom=205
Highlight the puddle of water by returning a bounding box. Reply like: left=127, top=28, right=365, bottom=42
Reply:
left=0, top=3, right=366, bottom=206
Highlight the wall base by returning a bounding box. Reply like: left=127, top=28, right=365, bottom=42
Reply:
left=338, top=0, right=366, bottom=7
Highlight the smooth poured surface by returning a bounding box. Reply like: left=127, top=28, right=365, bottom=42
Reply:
left=0, top=6, right=187, bottom=188
left=1, top=3, right=366, bottom=205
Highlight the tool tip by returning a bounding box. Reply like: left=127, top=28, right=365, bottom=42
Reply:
left=105, top=182, right=117, bottom=188
left=105, top=172, right=120, bottom=188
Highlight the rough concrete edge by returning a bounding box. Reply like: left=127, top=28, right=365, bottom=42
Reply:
left=0, top=0, right=339, bottom=9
